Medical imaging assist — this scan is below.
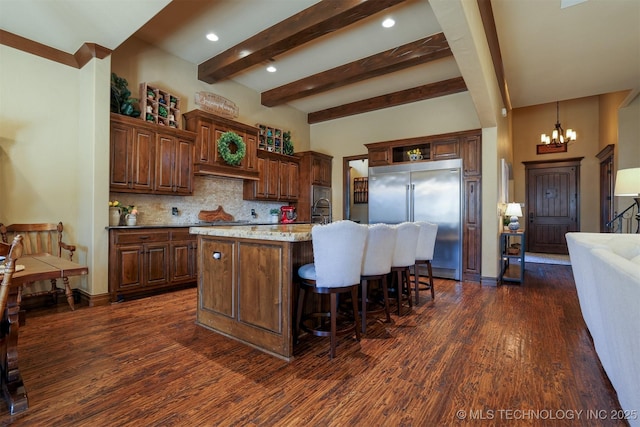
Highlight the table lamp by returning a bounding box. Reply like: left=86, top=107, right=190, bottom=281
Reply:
left=614, top=167, right=640, bottom=233
left=505, top=203, right=523, bottom=231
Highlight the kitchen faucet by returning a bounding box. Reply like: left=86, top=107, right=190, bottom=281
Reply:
left=312, top=198, right=332, bottom=224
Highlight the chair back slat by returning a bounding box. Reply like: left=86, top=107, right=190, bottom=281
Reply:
left=1, top=223, right=61, bottom=256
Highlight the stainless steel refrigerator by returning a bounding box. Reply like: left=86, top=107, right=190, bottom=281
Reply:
left=368, top=158, right=462, bottom=280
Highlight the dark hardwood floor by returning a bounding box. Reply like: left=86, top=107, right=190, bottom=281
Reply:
left=1, top=263, right=625, bottom=426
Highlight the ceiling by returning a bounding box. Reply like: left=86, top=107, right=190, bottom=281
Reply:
left=1, top=0, right=638, bottom=122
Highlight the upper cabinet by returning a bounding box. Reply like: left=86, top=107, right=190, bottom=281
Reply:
left=109, top=113, right=195, bottom=195
left=183, top=109, right=259, bottom=181
left=295, top=151, right=333, bottom=222
left=242, top=150, right=300, bottom=202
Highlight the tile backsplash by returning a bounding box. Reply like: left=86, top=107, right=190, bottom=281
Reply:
left=109, top=176, right=284, bottom=225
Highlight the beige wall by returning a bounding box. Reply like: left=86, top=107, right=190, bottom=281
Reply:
left=0, top=46, right=111, bottom=296
left=512, top=97, right=602, bottom=232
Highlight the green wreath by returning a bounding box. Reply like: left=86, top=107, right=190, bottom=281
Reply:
left=217, top=131, right=246, bottom=166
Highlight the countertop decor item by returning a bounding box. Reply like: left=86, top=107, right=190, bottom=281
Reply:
left=198, top=206, right=234, bottom=222
left=217, top=131, right=246, bottom=166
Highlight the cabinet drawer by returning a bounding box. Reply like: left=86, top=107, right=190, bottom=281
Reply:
left=170, top=229, right=195, bottom=241
left=114, top=231, right=170, bottom=244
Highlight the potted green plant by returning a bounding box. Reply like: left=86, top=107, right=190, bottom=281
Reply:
left=283, top=131, right=294, bottom=155
left=110, top=73, right=140, bottom=118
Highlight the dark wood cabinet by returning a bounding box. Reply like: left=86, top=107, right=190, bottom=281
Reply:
left=109, top=227, right=197, bottom=301
left=365, top=130, right=482, bottom=282
left=432, top=138, right=460, bottom=160
left=310, top=154, right=332, bottom=186
left=462, top=134, right=481, bottom=176
left=110, top=113, right=195, bottom=195
left=169, top=229, right=198, bottom=284
left=155, top=132, right=194, bottom=194
left=295, top=151, right=333, bottom=222
left=110, top=119, right=155, bottom=192
left=242, top=150, right=299, bottom=202
left=196, top=234, right=313, bottom=360
left=184, top=109, right=259, bottom=181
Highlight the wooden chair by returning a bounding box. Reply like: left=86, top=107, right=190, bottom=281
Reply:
left=0, top=222, right=77, bottom=310
left=360, top=223, right=396, bottom=334
left=389, top=222, right=420, bottom=316
left=413, top=221, right=438, bottom=304
left=296, top=220, right=367, bottom=358
left=0, top=235, right=24, bottom=317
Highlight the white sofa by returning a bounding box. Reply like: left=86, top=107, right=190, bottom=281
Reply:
left=566, top=232, right=640, bottom=425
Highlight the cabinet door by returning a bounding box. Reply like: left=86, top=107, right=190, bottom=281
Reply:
left=110, top=122, right=133, bottom=191
left=145, top=243, right=169, bottom=287
left=170, top=240, right=197, bottom=283
left=311, top=156, right=331, bottom=186
left=265, top=158, right=279, bottom=199
left=462, top=135, right=481, bottom=176
left=199, top=238, right=236, bottom=317
left=195, top=119, right=215, bottom=165
left=114, top=244, right=144, bottom=291
left=279, top=161, right=299, bottom=201
left=463, top=177, right=481, bottom=281
left=174, top=137, right=194, bottom=194
left=254, top=157, right=268, bottom=198
left=432, top=139, right=460, bottom=160
left=131, top=128, right=155, bottom=191
left=368, top=147, right=391, bottom=167
left=243, top=131, right=258, bottom=172
left=154, top=133, right=176, bottom=193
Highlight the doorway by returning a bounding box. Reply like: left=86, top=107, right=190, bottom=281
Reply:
left=343, top=154, right=368, bottom=222
left=524, top=158, right=583, bottom=254
left=596, top=145, right=615, bottom=232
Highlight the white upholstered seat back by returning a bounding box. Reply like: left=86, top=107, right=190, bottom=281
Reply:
left=391, top=222, right=420, bottom=267
left=415, top=221, right=438, bottom=261
left=362, top=223, right=396, bottom=276
left=311, top=220, right=368, bottom=288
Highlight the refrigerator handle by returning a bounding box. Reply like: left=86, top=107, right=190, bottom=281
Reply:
left=410, top=184, right=415, bottom=222
left=406, top=184, right=411, bottom=222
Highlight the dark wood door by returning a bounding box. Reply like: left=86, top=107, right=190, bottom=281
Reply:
left=524, top=158, right=582, bottom=254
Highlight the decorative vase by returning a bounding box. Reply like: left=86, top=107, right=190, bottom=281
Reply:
left=109, top=207, right=121, bottom=226
left=270, top=214, right=279, bottom=224
left=126, top=214, right=137, bottom=226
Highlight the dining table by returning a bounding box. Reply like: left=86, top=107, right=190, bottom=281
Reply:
left=0, top=253, right=88, bottom=415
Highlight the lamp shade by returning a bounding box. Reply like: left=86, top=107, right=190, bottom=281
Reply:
left=614, top=168, right=640, bottom=196
left=505, top=203, right=523, bottom=217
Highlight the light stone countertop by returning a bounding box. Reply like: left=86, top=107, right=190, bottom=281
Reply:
left=189, top=223, right=315, bottom=242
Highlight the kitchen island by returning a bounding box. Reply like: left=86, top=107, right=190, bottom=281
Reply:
left=189, top=224, right=314, bottom=360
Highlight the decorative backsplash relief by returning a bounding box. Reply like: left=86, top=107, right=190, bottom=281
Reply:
left=109, top=176, right=283, bottom=225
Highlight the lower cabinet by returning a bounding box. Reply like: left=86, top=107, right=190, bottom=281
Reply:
left=196, top=235, right=313, bottom=360
left=109, top=227, right=197, bottom=301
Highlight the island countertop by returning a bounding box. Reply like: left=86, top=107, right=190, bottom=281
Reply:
left=189, top=223, right=314, bottom=242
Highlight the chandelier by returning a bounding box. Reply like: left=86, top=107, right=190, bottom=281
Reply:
left=540, top=102, right=576, bottom=146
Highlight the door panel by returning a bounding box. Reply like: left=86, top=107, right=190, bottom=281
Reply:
left=526, top=162, right=580, bottom=254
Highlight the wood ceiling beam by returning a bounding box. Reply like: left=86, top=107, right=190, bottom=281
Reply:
left=307, top=77, right=467, bottom=124
left=477, top=0, right=510, bottom=110
left=261, top=33, right=452, bottom=107
left=197, top=0, right=407, bottom=84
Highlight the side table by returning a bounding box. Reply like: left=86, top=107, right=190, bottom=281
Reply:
left=499, top=231, right=525, bottom=284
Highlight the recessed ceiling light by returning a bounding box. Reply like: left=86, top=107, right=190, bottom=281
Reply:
left=266, top=65, right=277, bottom=73
left=206, top=33, right=219, bottom=42
left=382, top=18, right=395, bottom=28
